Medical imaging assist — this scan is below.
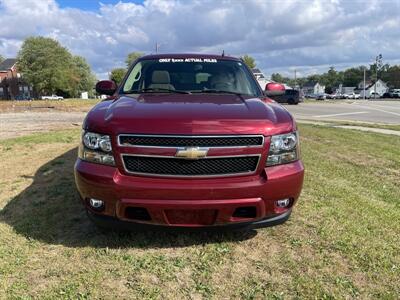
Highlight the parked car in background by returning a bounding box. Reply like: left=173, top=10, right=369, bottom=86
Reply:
left=344, top=93, right=360, bottom=99
left=316, top=94, right=326, bottom=100
left=334, top=93, right=345, bottom=99
left=392, top=92, right=400, bottom=98
left=343, top=93, right=351, bottom=99
left=381, top=92, right=392, bottom=99
left=388, top=89, right=400, bottom=98
left=15, top=94, right=32, bottom=101
left=269, top=89, right=300, bottom=105
left=368, top=92, right=381, bottom=99
left=41, top=95, right=64, bottom=100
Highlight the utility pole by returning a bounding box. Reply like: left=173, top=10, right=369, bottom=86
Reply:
left=363, top=67, right=366, bottom=100
left=374, top=54, right=383, bottom=99
left=155, top=42, right=160, bottom=53
left=294, top=69, right=297, bottom=89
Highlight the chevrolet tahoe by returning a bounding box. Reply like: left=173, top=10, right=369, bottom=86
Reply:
left=74, top=54, right=304, bottom=230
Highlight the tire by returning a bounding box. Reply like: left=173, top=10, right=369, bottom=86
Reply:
left=287, top=98, right=295, bottom=105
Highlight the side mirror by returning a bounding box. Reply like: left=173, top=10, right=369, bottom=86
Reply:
left=96, top=80, right=117, bottom=96
left=265, top=82, right=285, bottom=96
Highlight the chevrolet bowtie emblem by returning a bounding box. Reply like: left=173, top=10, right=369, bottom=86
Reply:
left=175, top=147, right=209, bottom=160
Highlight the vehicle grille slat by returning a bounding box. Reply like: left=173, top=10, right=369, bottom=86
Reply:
left=122, top=156, right=259, bottom=177
left=119, top=135, right=263, bottom=148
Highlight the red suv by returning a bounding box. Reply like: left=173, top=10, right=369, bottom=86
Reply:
left=74, top=54, right=304, bottom=230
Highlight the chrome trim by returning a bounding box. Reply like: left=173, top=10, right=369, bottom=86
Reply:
left=120, top=153, right=261, bottom=178
left=118, top=134, right=265, bottom=149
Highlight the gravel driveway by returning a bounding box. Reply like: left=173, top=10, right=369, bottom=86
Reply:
left=0, top=111, right=86, bottom=140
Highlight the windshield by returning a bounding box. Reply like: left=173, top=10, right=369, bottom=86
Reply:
left=121, top=58, right=262, bottom=97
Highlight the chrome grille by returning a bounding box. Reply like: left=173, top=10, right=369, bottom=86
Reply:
left=119, top=134, right=264, bottom=148
left=122, top=155, right=260, bottom=177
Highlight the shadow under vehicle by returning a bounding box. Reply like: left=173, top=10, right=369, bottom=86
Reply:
left=0, top=147, right=257, bottom=248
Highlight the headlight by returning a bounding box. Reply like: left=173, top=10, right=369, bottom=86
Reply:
left=79, top=131, right=115, bottom=166
left=266, top=132, right=299, bottom=166
left=83, top=132, right=112, bottom=152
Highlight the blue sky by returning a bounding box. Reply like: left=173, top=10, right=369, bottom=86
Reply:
left=57, top=0, right=143, bottom=11
left=1, top=0, right=400, bottom=79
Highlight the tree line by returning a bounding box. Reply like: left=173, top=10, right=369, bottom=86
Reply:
left=238, top=54, right=400, bottom=93
left=16, top=37, right=97, bottom=98
left=271, top=64, right=400, bottom=93
left=10, top=37, right=145, bottom=97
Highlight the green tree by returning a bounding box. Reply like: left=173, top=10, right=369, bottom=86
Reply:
left=271, top=73, right=287, bottom=83
left=240, top=55, right=256, bottom=69
left=319, top=67, right=342, bottom=92
left=342, top=67, right=365, bottom=87
left=271, top=63, right=400, bottom=91
left=0, top=54, right=4, bottom=64
left=70, top=56, right=97, bottom=97
left=110, top=68, right=126, bottom=85
left=382, top=65, right=400, bottom=88
left=17, top=37, right=73, bottom=95
left=125, top=52, right=144, bottom=68
left=306, top=74, right=322, bottom=84
left=17, top=37, right=96, bottom=97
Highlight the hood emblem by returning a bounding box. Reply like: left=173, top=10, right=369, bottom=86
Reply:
left=175, top=147, right=209, bottom=160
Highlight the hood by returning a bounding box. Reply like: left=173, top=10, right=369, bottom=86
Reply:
left=85, top=94, right=294, bottom=136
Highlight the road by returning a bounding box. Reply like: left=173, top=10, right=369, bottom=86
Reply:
left=286, top=100, right=400, bottom=124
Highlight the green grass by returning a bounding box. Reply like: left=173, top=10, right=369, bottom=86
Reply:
left=0, top=125, right=399, bottom=299
left=298, top=119, right=400, bottom=132
left=330, top=121, right=400, bottom=131
left=1, top=129, right=81, bottom=147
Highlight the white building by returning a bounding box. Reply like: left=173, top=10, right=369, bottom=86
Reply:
left=302, top=82, right=325, bottom=96
left=336, top=84, right=355, bottom=95
left=356, top=79, right=388, bottom=98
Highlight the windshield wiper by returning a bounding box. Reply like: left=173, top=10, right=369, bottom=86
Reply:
left=191, top=89, right=247, bottom=99
left=192, top=89, right=245, bottom=96
left=127, top=88, right=191, bottom=94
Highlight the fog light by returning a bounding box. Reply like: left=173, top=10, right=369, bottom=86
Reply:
left=276, top=198, right=290, bottom=208
left=89, top=198, right=104, bottom=209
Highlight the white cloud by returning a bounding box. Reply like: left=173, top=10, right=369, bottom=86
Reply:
left=0, top=0, right=399, bottom=79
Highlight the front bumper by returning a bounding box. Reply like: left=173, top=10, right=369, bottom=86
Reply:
left=74, top=159, right=304, bottom=229
left=87, top=208, right=293, bottom=231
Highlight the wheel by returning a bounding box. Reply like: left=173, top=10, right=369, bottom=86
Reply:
left=287, top=98, right=294, bottom=105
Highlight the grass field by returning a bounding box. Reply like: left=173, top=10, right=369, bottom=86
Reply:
left=297, top=119, right=400, bottom=132
left=0, top=125, right=399, bottom=299
left=324, top=121, right=400, bottom=132
left=0, top=99, right=100, bottom=113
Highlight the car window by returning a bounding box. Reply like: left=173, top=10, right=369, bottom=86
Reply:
left=121, top=58, right=262, bottom=96
left=123, top=61, right=144, bottom=92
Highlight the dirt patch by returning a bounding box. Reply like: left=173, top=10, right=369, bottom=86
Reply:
left=0, top=99, right=99, bottom=113
left=0, top=111, right=86, bottom=140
